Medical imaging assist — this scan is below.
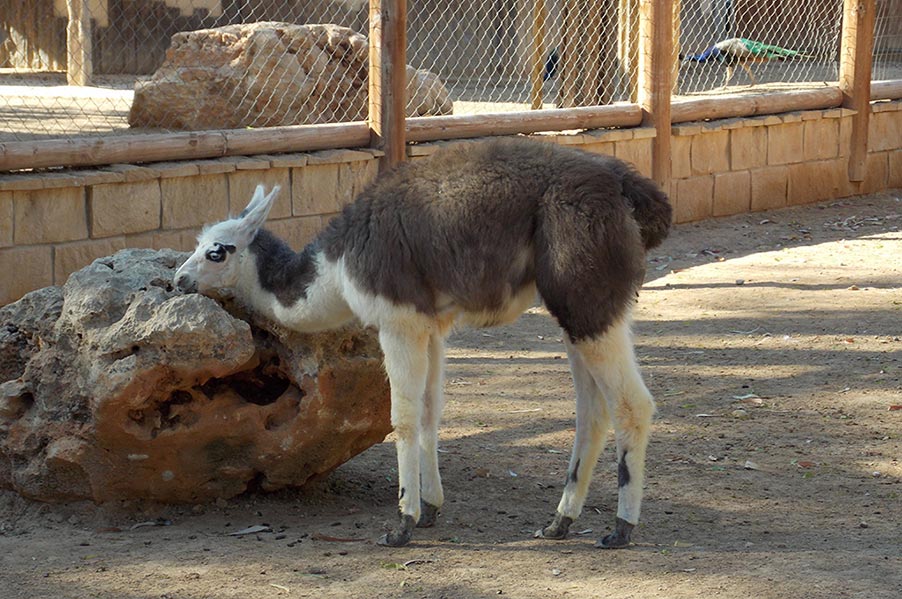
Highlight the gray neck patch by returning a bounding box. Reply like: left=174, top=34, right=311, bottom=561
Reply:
left=250, top=229, right=319, bottom=307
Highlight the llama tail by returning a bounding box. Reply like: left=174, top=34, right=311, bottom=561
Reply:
left=620, top=168, right=672, bottom=250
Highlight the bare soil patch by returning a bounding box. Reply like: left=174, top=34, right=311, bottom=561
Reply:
left=1, top=192, right=900, bottom=599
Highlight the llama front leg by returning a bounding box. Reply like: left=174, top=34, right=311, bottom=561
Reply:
left=418, top=332, right=446, bottom=528
left=537, top=340, right=610, bottom=539
left=377, top=328, right=430, bottom=547
left=578, top=317, right=655, bottom=549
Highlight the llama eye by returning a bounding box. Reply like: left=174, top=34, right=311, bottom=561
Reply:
left=205, top=248, right=225, bottom=262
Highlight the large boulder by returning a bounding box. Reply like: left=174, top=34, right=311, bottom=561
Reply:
left=0, top=249, right=391, bottom=503
left=128, top=22, right=453, bottom=130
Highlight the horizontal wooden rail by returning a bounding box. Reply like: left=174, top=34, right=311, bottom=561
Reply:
left=405, top=104, right=644, bottom=142
left=6, top=81, right=896, bottom=173
left=0, top=122, right=372, bottom=172
left=671, top=87, right=844, bottom=124
left=871, top=79, right=902, bottom=101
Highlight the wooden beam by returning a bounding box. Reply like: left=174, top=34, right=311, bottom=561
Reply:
left=671, top=88, right=844, bottom=123
left=66, top=0, right=92, bottom=86
left=638, top=0, right=673, bottom=192
left=583, top=3, right=605, bottom=105
left=559, top=0, right=580, bottom=108
left=672, top=0, right=682, bottom=94
left=369, top=0, right=408, bottom=171
left=406, top=104, right=643, bottom=143
left=839, top=0, right=876, bottom=182
left=0, top=122, right=373, bottom=172
left=618, top=0, right=640, bottom=102
left=530, top=0, right=547, bottom=110
left=871, top=79, right=902, bottom=100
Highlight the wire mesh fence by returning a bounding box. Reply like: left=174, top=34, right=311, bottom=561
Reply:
left=677, top=0, right=845, bottom=95
left=874, top=0, right=902, bottom=81
left=408, top=1, right=633, bottom=114
left=0, top=0, right=370, bottom=141
left=0, top=1, right=901, bottom=146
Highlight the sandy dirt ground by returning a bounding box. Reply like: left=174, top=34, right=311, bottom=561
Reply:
left=1, top=191, right=900, bottom=599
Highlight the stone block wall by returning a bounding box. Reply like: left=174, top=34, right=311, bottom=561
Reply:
left=2, top=100, right=901, bottom=306
left=0, top=149, right=381, bottom=305
left=668, top=102, right=902, bottom=223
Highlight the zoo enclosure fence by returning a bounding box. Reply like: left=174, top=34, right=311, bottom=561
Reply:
left=0, top=0, right=901, bottom=184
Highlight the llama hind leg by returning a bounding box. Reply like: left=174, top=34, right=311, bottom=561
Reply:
left=418, top=332, right=446, bottom=528
left=576, top=317, right=655, bottom=549
left=377, top=327, right=430, bottom=547
left=537, top=339, right=610, bottom=539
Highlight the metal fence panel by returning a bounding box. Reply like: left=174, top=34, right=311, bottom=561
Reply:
left=677, top=0, right=845, bottom=94
left=874, top=0, right=902, bottom=80
left=0, top=0, right=901, bottom=147
left=0, top=0, right=369, bottom=141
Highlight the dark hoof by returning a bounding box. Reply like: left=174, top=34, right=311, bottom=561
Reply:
left=377, top=514, right=417, bottom=547
left=418, top=502, right=440, bottom=528
left=534, top=514, right=573, bottom=540
left=595, top=517, right=634, bottom=549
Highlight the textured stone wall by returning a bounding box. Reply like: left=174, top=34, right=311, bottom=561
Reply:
left=668, top=103, right=902, bottom=223
left=2, top=100, right=901, bottom=306
left=0, top=149, right=380, bottom=305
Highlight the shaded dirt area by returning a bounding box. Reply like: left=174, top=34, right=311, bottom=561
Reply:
left=1, top=192, right=900, bottom=599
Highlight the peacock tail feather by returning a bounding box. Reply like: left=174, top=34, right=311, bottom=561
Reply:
left=738, top=38, right=804, bottom=59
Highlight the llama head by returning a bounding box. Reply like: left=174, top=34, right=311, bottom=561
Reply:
left=174, top=184, right=280, bottom=294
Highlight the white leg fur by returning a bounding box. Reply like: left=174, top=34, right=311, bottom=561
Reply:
left=379, top=327, right=430, bottom=527
left=419, top=333, right=446, bottom=518
left=555, top=339, right=611, bottom=520
left=575, top=315, right=656, bottom=526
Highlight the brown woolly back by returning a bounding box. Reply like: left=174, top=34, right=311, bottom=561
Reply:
left=316, top=137, right=672, bottom=341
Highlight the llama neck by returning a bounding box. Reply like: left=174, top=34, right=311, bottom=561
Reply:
left=235, top=229, right=353, bottom=332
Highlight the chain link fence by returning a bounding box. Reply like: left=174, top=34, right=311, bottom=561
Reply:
left=408, top=1, right=632, bottom=113
left=1, top=1, right=901, bottom=144
left=874, top=0, right=902, bottom=81
left=0, top=0, right=369, bottom=141
left=678, top=0, right=844, bottom=95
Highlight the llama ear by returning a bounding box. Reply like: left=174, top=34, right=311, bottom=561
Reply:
left=235, top=184, right=280, bottom=244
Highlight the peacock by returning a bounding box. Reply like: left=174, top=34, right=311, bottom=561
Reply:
left=682, top=38, right=812, bottom=86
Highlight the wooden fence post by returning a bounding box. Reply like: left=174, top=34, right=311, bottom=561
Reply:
left=839, top=0, right=876, bottom=182
left=530, top=0, right=547, bottom=110
left=559, top=0, right=580, bottom=108
left=672, top=0, right=681, bottom=94
left=638, top=0, right=672, bottom=193
left=66, top=0, right=92, bottom=86
left=618, top=0, right=640, bottom=102
left=369, top=0, right=407, bottom=170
